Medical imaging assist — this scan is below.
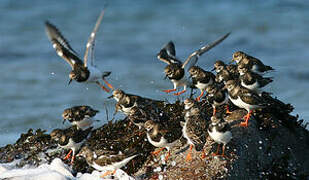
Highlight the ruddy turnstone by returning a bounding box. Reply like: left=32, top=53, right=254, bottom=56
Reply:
left=144, top=119, right=182, bottom=161
left=224, top=80, right=266, bottom=127
left=45, top=11, right=113, bottom=92
left=182, top=98, right=208, bottom=161
left=109, top=89, right=162, bottom=116
left=50, top=126, right=93, bottom=164
left=208, top=116, right=232, bottom=156
left=238, top=63, right=273, bottom=95
left=128, top=106, right=162, bottom=130
left=78, top=146, right=138, bottom=178
left=157, top=33, right=230, bottom=96
left=213, top=60, right=238, bottom=75
left=213, top=60, right=238, bottom=84
left=231, top=51, right=274, bottom=74
left=62, top=105, right=99, bottom=130
left=188, top=66, right=216, bottom=101
left=206, top=84, right=231, bottom=116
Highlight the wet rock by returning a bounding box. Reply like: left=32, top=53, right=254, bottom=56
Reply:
left=0, top=96, right=308, bottom=179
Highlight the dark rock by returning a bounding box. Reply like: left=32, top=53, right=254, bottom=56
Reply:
left=0, top=96, right=308, bottom=179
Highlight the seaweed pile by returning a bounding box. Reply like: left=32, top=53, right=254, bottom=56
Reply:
left=0, top=94, right=308, bottom=179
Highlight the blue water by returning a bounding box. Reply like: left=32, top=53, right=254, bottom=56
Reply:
left=1, top=0, right=309, bottom=146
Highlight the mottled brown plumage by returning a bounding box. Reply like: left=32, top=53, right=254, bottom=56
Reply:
left=232, top=51, right=274, bottom=74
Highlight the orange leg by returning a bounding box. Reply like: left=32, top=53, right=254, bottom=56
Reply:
left=212, top=107, right=217, bottom=116
left=151, top=147, right=165, bottom=156
left=212, top=144, right=220, bottom=156
left=174, top=89, right=186, bottom=96
left=240, top=110, right=252, bottom=127
left=226, top=105, right=232, bottom=114
left=100, top=170, right=116, bottom=178
left=200, top=149, right=206, bottom=159
left=96, top=81, right=110, bottom=93
left=162, top=89, right=176, bottom=93
left=103, top=79, right=114, bottom=90
left=196, top=90, right=205, bottom=101
left=185, top=144, right=193, bottom=162
left=221, top=145, right=226, bottom=157
left=70, top=155, right=75, bottom=164
left=63, top=149, right=72, bottom=161
left=164, top=151, right=171, bottom=162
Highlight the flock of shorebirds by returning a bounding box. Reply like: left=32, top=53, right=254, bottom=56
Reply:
left=45, top=11, right=274, bottom=178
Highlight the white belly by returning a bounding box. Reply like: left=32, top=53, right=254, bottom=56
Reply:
left=171, top=76, right=189, bottom=90
left=241, top=81, right=258, bottom=91
left=195, top=81, right=207, bottom=91
left=146, top=133, right=176, bottom=148
left=229, top=95, right=259, bottom=112
left=87, top=66, right=102, bottom=82
left=72, top=117, right=94, bottom=130
left=182, top=121, right=194, bottom=145
left=60, top=138, right=84, bottom=156
left=208, top=129, right=232, bottom=145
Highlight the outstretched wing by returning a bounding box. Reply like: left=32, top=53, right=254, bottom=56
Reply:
left=157, top=41, right=182, bottom=65
left=182, top=32, right=230, bottom=70
left=83, top=11, right=105, bottom=67
left=45, top=21, right=83, bottom=69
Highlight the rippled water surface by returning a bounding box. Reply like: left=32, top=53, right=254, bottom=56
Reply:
left=1, top=0, right=309, bottom=146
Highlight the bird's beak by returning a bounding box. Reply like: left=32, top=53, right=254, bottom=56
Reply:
left=108, top=95, right=114, bottom=99
left=211, top=67, right=216, bottom=71
left=68, top=79, right=73, bottom=85
left=230, top=58, right=235, bottom=63
left=164, top=75, right=168, bottom=80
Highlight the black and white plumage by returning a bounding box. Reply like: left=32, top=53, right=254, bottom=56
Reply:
left=45, top=11, right=113, bottom=92
left=62, top=105, right=99, bottom=130
left=232, top=51, right=274, bottom=74
left=109, top=89, right=162, bottom=116
left=182, top=98, right=208, bottom=161
left=213, top=60, right=238, bottom=75
left=213, top=60, right=238, bottom=84
left=128, top=106, right=162, bottom=130
left=144, top=119, right=182, bottom=161
left=238, top=63, right=273, bottom=95
left=208, top=116, right=232, bottom=156
left=78, top=146, right=138, bottom=178
left=224, top=80, right=267, bottom=127
left=50, top=126, right=93, bottom=164
left=206, top=84, right=231, bottom=116
left=188, top=66, right=216, bottom=101
left=157, top=33, right=230, bottom=96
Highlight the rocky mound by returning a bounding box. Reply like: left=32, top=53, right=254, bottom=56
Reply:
left=0, top=95, right=308, bottom=179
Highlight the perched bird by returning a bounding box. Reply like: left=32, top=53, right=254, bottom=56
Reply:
left=109, top=89, right=162, bottom=116
left=238, top=63, right=273, bottom=95
left=208, top=116, right=232, bottom=156
left=213, top=60, right=238, bottom=75
left=213, top=60, right=238, bottom=84
left=231, top=51, right=274, bottom=74
left=128, top=106, right=162, bottom=130
left=50, top=127, right=93, bottom=164
left=206, top=84, right=231, bottom=116
left=188, top=66, right=216, bottom=101
left=62, top=105, right=99, bottom=130
left=182, top=98, right=208, bottom=161
left=45, top=11, right=113, bottom=92
left=144, top=119, right=182, bottom=161
left=224, top=80, right=266, bottom=127
left=78, top=146, right=138, bottom=178
left=157, top=33, right=230, bottom=96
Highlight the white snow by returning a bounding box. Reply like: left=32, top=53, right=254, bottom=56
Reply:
left=0, top=158, right=135, bottom=180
